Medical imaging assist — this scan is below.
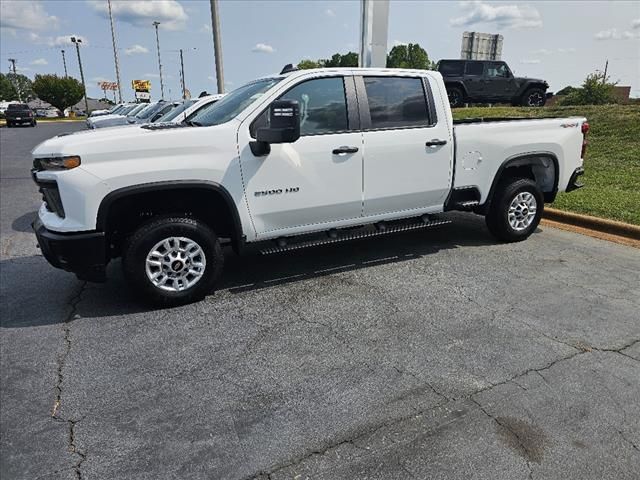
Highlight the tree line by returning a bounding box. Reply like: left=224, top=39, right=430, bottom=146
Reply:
left=1, top=72, right=85, bottom=116
left=297, top=43, right=436, bottom=70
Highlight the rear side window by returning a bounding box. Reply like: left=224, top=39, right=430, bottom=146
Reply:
left=465, top=61, right=484, bottom=76
left=438, top=61, right=464, bottom=76
left=363, top=77, right=430, bottom=129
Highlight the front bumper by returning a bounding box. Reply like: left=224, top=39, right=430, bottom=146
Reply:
left=33, top=218, right=107, bottom=282
left=565, top=167, right=585, bottom=193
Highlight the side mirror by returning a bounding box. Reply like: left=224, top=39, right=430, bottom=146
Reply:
left=257, top=100, right=300, bottom=144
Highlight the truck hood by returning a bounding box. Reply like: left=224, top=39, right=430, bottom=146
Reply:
left=31, top=121, right=238, bottom=172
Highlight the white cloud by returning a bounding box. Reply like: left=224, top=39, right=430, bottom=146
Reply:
left=595, top=28, right=639, bottom=40
left=393, top=40, right=409, bottom=47
left=201, top=23, right=211, bottom=33
left=520, top=59, right=541, bottom=64
left=632, top=19, right=640, bottom=29
left=30, top=58, right=48, bottom=66
left=29, top=32, right=90, bottom=47
left=144, top=73, right=173, bottom=79
left=0, top=0, right=59, bottom=31
left=450, top=1, right=542, bottom=29
left=326, top=8, right=336, bottom=17
left=125, top=44, right=149, bottom=55
left=533, top=47, right=576, bottom=55
left=89, top=0, right=188, bottom=30
left=252, top=43, right=275, bottom=54
left=91, top=76, right=112, bottom=83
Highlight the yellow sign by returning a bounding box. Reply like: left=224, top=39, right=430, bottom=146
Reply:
left=132, top=80, right=151, bottom=91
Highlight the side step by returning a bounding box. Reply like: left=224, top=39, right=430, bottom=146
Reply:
left=454, top=200, right=480, bottom=210
left=260, top=219, right=452, bottom=255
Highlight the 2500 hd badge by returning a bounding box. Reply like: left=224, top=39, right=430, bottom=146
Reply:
left=255, top=187, right=300, bottom=197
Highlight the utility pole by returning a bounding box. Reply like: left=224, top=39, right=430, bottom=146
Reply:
left=179, top=49, right=186, bottom=99
left=107, top=0, right=123, bottom=103
left=152, top=21, right=165, bottom=99
left=602, top=59, right=609, bottom=84
left=71, top=37, right=90, bottom=116
left=209, top=0, right=224, bottom=93
left=61, top=50, right=68, bottom=77
left=8, top=58, right=21, bottom=101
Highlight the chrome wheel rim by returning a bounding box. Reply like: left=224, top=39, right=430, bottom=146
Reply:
left=508, top=192, right=537, bottom=231
left=527, top=92, right=544, bottom=106
left=145, top=237, right=206, bottom=292
left=449, top=90, right=461, bottom=107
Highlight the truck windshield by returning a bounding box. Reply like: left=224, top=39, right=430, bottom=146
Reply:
left=125, top=104, right=147, bottom=117
left=190, top=78, right=282, bottom=127
left=156, top=99, right=198, bottom=123
left=135, top=102, right=166, bottom=120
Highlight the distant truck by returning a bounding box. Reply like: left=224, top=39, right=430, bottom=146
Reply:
left=438, top=59, right=549, bottom=108
left=5, top=103, right=37, bottom=127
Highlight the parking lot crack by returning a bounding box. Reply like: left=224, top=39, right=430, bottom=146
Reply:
left=617, top=429, right=640, bottom=454
left=471, top=398, right=535, bottom=479
left=592, top=339, right=640, bottom=362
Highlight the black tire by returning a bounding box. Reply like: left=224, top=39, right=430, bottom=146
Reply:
left=6, top=122, right=12, bottom=128
left=447, top=86, right=465, bottom=108
left=122, top=216, right=224, bottom=305
left=521, top=88, right=546, bottom=107
left=31, top=120, right=37, bottom=127
left=485, top=178, right=543, bottom=243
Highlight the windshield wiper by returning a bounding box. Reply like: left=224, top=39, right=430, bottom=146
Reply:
left=184, top=120, right=202, bottom=127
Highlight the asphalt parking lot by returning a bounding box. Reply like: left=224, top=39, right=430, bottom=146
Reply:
left=1, top=122, right=639, bottom=480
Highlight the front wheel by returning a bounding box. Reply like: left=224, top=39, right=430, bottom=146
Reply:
left=521, top=88, right=546, bottom=107
left=122, top=216, right=224, bottom=305
left=485, top=178, right=543, bottom=242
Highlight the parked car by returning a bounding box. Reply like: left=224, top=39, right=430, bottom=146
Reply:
left=5, top=103, right=36, bottom=127
left=438, top=59, right=549, bottom=107
left=86, top=103, right=141, bottom=129
left=31, top=66, right=587, bottom=304
left=89, top=104, right=123, bottom=118
left=88, top=101, right=177, bottom=129
left=153, top=94, right=225, bottom=124
left=35, top=108, right=61, bottom=118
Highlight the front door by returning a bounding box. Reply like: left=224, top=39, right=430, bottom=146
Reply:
left=360, top=75, right=453, bottom=217
left=484, top=62, right=518, bottom=101
left=237, top=76, right=363, bottom=238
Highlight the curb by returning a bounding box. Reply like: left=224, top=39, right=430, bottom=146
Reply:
left=543, top=208, right=640, bottom=240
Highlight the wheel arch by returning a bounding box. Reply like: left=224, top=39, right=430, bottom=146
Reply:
left=96, top=181, right=245, bottom=254
left=479, top=152, right=559, bottom=213
left=444, top=81, right=468, bottom=97
left=517, top=81, right=548, bottom=98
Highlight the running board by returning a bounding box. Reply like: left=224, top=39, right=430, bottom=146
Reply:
left=454, top=200, right=480, bottom=210
left=260, top=219, right=452, bottom=255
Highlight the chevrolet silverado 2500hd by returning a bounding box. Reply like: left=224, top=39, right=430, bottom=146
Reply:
left=31, top=67, right=588, bottom=304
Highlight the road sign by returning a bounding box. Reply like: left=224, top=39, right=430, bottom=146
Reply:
left=132, top=80, right=151, bottom=91
left=98, top=81, right=118, bottom=91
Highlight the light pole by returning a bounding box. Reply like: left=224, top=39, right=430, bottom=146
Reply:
left=179, top=49, right=186, bottom=99
left=107, top=0, right=123, bottom=103
left=8, top=58, right=20, bottom=101
left=61, top=50, right=68, bottom=77
left=152, top=21, right=165, bottom=99
left=71, top=37, right=90, bottom=116
left=209, top=0, right=224, bottom=94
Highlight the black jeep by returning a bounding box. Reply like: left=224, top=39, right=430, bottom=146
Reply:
left=437, top=60, right=549, bottom=108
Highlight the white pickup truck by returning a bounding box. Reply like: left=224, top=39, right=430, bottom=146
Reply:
left=31, top=66, right=588, bottom=304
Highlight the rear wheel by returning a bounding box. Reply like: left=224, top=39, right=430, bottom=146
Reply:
left=486, top=178, right=543, bottom=242
left=6, top=122, right=13, bottom=128
left=122, top=216, right=224, bottom=305
left=521, top=88, right=546, bottom=107
left=31, top=119, right=37, bottom=127
left=447, top=86, right=465, bottom=108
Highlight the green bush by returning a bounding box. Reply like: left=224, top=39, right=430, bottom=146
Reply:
left=559, top=71, right=618, bottom=106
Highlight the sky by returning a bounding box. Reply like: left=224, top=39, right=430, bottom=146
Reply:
left=1, top=0, right=639, bottom=101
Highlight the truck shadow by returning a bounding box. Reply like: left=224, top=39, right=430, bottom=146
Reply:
left=1, top=213, right=506, bottom=326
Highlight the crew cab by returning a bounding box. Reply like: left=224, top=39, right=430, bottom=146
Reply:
left=438, top=59, right=549, bottom=108
left=6, top=103, right=36, bottom=127
left=31, top=66, right=587, bottom=304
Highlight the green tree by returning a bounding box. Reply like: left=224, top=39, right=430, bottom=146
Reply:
left=0, top=73, right=18, bottom=101
left=5, top=73, right=34, bottom=101
left=555, top=85, right=578, bottom=96
left=297, top=52, right=359, bottom=70
left=33, top=74, right=85, bottom=116
left=560, top=71, right=618, bottom=105
left=386, top=43, right=434, bottom=70
left=297, top=59, right=322, bottom=70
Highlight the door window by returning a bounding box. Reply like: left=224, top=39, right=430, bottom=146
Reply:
left=465, top=61, right=484, bottom=76
left=485, top=62, right=510, bottom=78
left=363, top=77, right=430, bottom=129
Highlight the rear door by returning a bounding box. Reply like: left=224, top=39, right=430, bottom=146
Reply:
left=358, top=74, right=453, bottom=217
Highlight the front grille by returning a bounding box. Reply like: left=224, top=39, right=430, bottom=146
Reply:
left=38, top=181, right=65, bottom=218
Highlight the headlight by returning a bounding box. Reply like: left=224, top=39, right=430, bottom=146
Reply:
left=33, top=155, right=81, bottom=171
